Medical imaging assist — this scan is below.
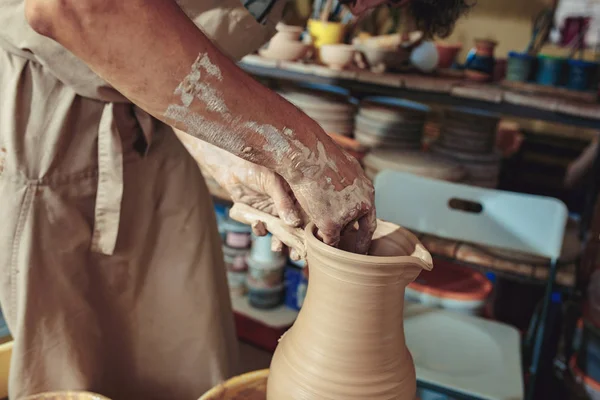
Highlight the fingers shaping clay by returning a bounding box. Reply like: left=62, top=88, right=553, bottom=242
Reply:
left=229, top=203, right=307, bottom=259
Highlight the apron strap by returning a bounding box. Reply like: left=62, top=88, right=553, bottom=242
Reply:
left=90, top=103, right=124, bottom=255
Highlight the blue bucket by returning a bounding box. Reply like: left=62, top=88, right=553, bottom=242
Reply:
left=567, top=59, right=599, bottom=91
left=535, top=55, right=566, bottom=86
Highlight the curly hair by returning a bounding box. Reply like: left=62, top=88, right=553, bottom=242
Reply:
left=408, top=0, right=475, bottom=38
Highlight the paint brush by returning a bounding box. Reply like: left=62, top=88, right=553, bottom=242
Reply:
left=331, top=0, right=342, bottom=21
left=320, top=0, right=334, bottom=22
left=312, top=0, right=323, bottom=20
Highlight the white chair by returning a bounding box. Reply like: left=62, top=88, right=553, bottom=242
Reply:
left=375, top=170, right=569, bottom=400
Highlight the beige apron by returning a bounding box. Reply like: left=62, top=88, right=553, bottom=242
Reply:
left=0, top=0, right=284, bottom=399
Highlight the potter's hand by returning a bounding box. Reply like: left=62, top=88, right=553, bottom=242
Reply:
left=281, top=143, right=376, bottom=255
left=208, top=156, right=302, bottom=230
left=173, top=130, right=302, bottom=248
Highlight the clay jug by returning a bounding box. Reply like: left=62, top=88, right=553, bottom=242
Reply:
left=267, top=220, right=433, bottom=399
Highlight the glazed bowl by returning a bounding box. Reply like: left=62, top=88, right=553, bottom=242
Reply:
left=320, top=44, right=356, bottom=70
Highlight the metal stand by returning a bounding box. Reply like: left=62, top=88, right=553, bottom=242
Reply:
left=526, top=259, right=559, bottom=400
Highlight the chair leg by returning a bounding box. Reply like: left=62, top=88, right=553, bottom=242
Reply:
left=526, top=259, right=558, bottom=400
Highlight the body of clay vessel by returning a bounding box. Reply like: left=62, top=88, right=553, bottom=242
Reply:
left=267, top=221, right=433, bottom=399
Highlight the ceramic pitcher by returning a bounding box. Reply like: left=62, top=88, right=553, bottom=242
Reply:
left=266, top=220, right=433, bottom=399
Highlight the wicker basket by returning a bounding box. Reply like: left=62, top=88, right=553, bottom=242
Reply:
left=199, top=369, right=269, bottom=400
left=23, top=392, right=110, bottom=400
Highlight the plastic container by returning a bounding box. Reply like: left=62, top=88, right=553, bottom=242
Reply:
left=535, top=55, right=566, bottom=86
left=567, top=59, right=599, bottom=91
left=247, top=279, right=284, bottom=309
left=221, top=218, right=252, bottom=249
left=506, top=52, right=534, bottom=82
left=405, top=260, right=492, bottom=315
left=247, top=234, right=286, bottom=288
left=417, top=387, right=456, bottom=400
left=227, top=270, right=247, bottom=296
left=222, top=245, right=249, bottom=272
left=247, top=257, right=285, bottom=288
left=572, top=356, right=600, bottom=400
left=284, top=264, right=308, bottom=311
left=249, top=233, right=285, bottom=265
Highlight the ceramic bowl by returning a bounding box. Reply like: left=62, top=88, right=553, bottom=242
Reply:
left=260, top=40, right=310, bottom=62
left=319, top=44, right=356, bottom=70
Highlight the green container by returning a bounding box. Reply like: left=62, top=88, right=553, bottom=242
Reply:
left=506, top=52, right=534, bottom=82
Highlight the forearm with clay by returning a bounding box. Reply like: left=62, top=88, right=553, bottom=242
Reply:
left=25, top=0, right=375, bottom=252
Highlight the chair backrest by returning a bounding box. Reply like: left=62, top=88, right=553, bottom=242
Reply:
left=374, top=170, right=568, bottom=260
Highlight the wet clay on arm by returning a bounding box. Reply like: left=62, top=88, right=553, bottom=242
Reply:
left=24, top=0, right=375, bottom=251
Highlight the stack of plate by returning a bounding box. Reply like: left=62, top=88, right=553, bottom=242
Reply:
left=277, top=84, right=356, bottom=137
left=354, top=97, right=430, bottom=150
left=362, top=149, right=465, bottom=182
left=433, top=107, right=502, bottom=188
left=432, top=145, right=502, bottom=188
left=438, top=107, right=499, bottom=154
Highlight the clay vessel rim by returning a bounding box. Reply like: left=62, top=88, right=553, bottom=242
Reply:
left=304, top=222, right=433, bottom=270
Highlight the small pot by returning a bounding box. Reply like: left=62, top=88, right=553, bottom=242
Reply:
left=474, top=39, right=497, bottom=58
left=535, top=55, right=566, bottom=86
left=436, top=43, right=462, bottom=69
left=259, top=39, right=310, bottom=62
left=319, top=44, right=355, bottom=70
left=506, top=52, right=534, bottom=82
left=275, top=22, right=304, bottom=41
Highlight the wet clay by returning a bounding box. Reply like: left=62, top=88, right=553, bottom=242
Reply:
left=266, top=220, right=432, bottom=399
left=229, top=203, right=306, bottom=259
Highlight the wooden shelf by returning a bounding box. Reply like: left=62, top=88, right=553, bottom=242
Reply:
left=240, top=55, right=600, bottom=131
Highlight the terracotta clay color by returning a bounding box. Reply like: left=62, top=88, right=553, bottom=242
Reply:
left=267, top=220, right=433, bottom=400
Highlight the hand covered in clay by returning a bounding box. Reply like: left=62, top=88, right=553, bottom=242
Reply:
left=174, top=130, right=303, bottom=253
left=279, top=139, right=376, bottom=255
left=174, top=129, right=376, bottom=255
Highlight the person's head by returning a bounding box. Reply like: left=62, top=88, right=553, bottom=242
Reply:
left=340, top=0, right=474, bottom=38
